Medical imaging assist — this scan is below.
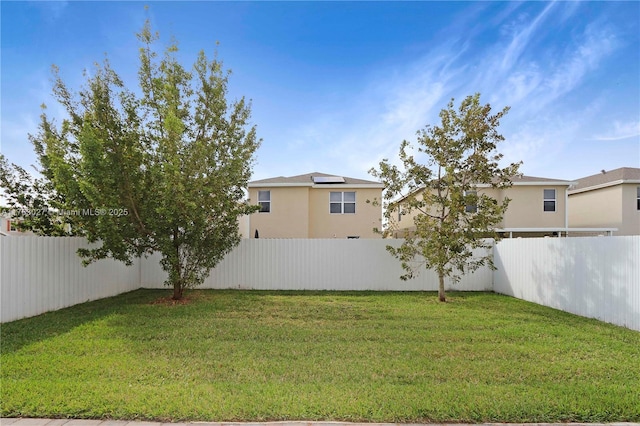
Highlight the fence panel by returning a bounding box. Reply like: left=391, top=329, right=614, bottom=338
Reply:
left=140, top=239, right=494, bottom=292
left=0, top=237, right=140, bottom=323
left=5, top=235, right=638, bottom=331
left=493, top=236, right=640, bottom=331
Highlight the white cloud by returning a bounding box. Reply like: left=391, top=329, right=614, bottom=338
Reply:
left=265, top=2, right=630, bottom=181
left=593, top=120, right=640, bottom=141
left=498, top=1, right=557, bottom=74
left=496, top=65, right=543, bottom=107
left=324, top=52, right=463, bottom=177
left=477, top=10, right=619, bottom=117
left=541, top=27, right=617, bottom=102
left=501, top=115, right=583, bottom=177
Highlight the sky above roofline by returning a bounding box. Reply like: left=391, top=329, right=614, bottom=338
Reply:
left=1, top=1, right=639, bottom=184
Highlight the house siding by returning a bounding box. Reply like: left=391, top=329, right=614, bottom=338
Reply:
left=248, top=187, right=310, bottom=238
left=569, top=183, right=639, bottom=236
left=621, top=184, right=640, bottom=236
left=308, top=187, right=381, bottom=238
left=248, top=185, right=381, bottom=239
left=392, top=184, right=569, bottom=237
left=498, top=185, right=567, bottom=229
left=568, top=185, right=622, bottom=232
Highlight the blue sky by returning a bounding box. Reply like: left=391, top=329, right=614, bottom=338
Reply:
left=1, top=1, right=639, bottom=183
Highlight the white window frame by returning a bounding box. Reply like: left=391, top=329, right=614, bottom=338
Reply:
left=543, top=189, right=556, bottom=212
left=330, top=191, right=356, bottom=214
left=636, top=186, right=640, bottom=211
left=258, top=190, right=271, bottom=213
left=8, top=220, right=18, bottom=232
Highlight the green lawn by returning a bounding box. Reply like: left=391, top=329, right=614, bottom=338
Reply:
left=1, top=289, right=639, bottom=422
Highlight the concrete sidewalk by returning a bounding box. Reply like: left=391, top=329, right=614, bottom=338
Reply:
left=2, top=420, right=639, bottom=426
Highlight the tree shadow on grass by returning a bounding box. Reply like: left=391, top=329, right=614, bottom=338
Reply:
left=0, top=288, right=167, bottom=354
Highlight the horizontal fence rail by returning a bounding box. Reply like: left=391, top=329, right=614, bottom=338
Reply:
left=2, top=236, right=639, bottom=331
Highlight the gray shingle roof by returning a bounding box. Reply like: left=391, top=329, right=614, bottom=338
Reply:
left=249, top=172, right=382, bottom=186
left=570, top=167, right=640, bottom=192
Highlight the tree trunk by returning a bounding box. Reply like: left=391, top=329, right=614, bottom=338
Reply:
left=172, top=282, right=183, bottom=300
left=438, top=273, right=446, bottom=302
left=172, top=233, right=183, bottom=300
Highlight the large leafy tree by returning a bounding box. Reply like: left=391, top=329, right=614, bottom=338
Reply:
left=3, top=21, right=260, bottom=299
left=370, top=94, right=521, bottom=302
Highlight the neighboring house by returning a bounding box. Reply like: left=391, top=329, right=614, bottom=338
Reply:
left=237, top=213, right=250, bottom=239
left=568, top=167, right=640, bottom=236
left=247, top=172, right=384, bottom=238
left=0, top=215, right=34, bottom=237
left=392, top=175, right=579, bottom=238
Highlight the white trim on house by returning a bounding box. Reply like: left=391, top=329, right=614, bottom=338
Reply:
left=476, top=181, right=576, bottom=188
left=248, top=182, right=385, bottom=189
left=568, top=179, right=640, bottom=195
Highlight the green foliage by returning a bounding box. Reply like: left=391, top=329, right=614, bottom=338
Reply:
left=4, top=20, right=260, bottom=298
left=0, top=154, right=76, bottom=236
left=370, top=94, right=521, bottom=301
left=2, top=290, right=639, bottom=422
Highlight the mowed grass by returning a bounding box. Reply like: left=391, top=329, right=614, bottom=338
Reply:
left=1, top=290, right=639, bottom=422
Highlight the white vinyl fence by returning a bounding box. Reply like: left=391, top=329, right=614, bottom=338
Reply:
left=141, top=238, right=493, bottom=291
left=493, top=236, right=640, bottom=332
left=2, top=236, right=639, bottom=331
left=0, top=237, right=140, bottom=323
left=1, top=237, right=491, bottom=322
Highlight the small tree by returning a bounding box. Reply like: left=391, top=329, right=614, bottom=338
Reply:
left=370, top=94, right=521, bottom=302
left=3, top=21, right=260, bottom=299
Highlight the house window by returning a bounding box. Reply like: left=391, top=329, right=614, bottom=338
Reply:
left=464, top=190, right=477, bottom=213
left=397, top=204, right=402, bottom=222
left=330, top=191, right=356, bottom=214
left=543, top=189, right=556, bottom=212
left=8, top=220, right=20, bottom=232
left=258, top=190, right=271, bottom=213
left=637, top=186, right=640, bottom=210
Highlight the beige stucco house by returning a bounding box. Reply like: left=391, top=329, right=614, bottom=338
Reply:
left=247, top=172, right=384, bottom=238
left=0, top=216, right=13, bottom=236
left=568, top=167, right=640, bottom=236
left=392, top=175, right=577, bottom=238
left=0, top=216, right=34, bottom=237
